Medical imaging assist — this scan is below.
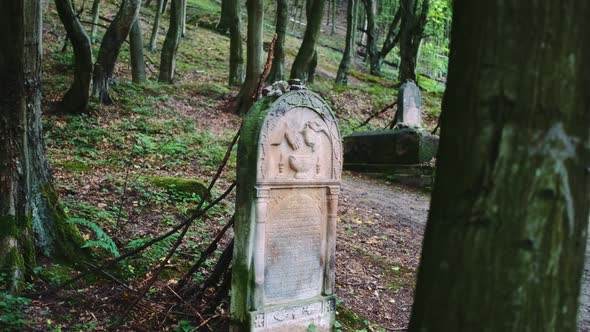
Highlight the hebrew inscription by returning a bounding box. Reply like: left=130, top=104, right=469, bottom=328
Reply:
left=265, top=190, right=325, bottom=303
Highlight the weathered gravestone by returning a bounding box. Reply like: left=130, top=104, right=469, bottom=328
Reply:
left=231, top=89, right=342, bottom=331
left=396, top=80, right=422, bottom=127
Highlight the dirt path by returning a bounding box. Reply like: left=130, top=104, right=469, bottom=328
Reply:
left=339, top=172, right=589, bottom=331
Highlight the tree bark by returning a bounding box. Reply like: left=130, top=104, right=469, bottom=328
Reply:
left=129, top=16, right=146, bottom=83
left=227, top=0, right=244, bottom=85
left=362, top=0, right=378, bottom=75
left=181, top=0, right=187, bottom=37
left=234, top=0, right=263, bottom=113
left=335, top=0, right=355, bottom=85
left=373, top=4, right=401, bottom=75
left=92, top=0, right=141, bottom=104
left=409, top=1, right=590, bottom=331
left=54, top=0, right=93, bottom=113
left=398, top=0, right=429, bottom=82
left=266, top=0, right=288, bottom=83
left=290, top=0, right=326, bottom=82
left=0, top=0, right=86, bottom=291
left=149, top=0, right=164, bottom=51
left=90, top=0, right=101, bottom=42
left=216, top=0, right=230, bottom=34
left=158, top=0, right=182, bottom=83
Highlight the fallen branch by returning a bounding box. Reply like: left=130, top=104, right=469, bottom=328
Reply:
left=356, top=101, right=397, bottom=129
left=253, top=33, right=278, bottom=101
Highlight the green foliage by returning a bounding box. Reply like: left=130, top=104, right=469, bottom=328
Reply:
left=0, top=287, right=31, bottom=330
left=124, top=234, right=180, bottom=269
left=173, top=319, right=196, bottom=332
left=68, top=218, right=120, bottom=257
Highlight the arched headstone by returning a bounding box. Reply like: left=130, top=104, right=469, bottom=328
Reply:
left=231, top=89, right=342, bottom=331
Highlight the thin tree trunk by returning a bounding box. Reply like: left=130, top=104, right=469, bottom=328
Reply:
left=330, top=0, right=336, bottom=35
left=149, top=0, right=164, bottom=51
left=159, top=0, right=182, bottom=83
left=92, top=0, right=141, bottom=104
left=1, top=0, right=87, bottom=291
left=129, top=16, right=146, bottom=83
left=290, top=0, right=327, bottom=82
left=228, top=0, right=244, bottom=85
left=335, top=0, right=355, bottom=85
left=235, top=0, right=263, bottom=114
left=373, top=4, right=401, bottom=75
left=216, top=0, right=231, bottom=34
left=409, top=1, right=590, bottom=331
left=181, top=0, right=187, bottom=36
left=362, top=0, right=379, bottom=75
left=162, top=0, right=169, bottom=13
left=267, top=0, right=288, bottom=83
left=55, top=0, right=93, bottom=113
left=398, top=0, right=428, bottom=82
left=90, top=0, right=101, bottom=42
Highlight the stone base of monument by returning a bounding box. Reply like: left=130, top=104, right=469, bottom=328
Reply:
left=247, top=296, right=336, bottom=331
left=343, top=128, right=438, bottom=187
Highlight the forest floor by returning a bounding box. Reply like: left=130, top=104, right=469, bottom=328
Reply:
left=0, top=1, right=449, bottom=331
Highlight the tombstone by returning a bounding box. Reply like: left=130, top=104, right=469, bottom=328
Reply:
left=231, top=88, right=342, bottom=331
left=396, top=80, right=422, bottom=127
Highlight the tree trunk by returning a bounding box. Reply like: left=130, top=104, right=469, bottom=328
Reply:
left=54, top=0, right=93, bottom=113
left=216, top=0, right=230, bottom=34
left=335, top=0, right=355, bottom=85
left=330, top=0, right=336, bottom=35
left=409, top=1, right=590, bottom=331
left=149, top=0, right=164, bottom=51
left=289, top=0, right=326, bottom=82
left=362, top=0, right=379, bottom=75
left=228, top=0, right=244, bottom=85
left=92, top=0, right=141, bottom=104
left=181, top=0, right=187, bottom=37
left=266, top=0, right=288, bottom=83
left=129, top=16, right=146, bottom=83
left=398, top=0, right=429, bottom=82
left=234, top=0, right=263, bottom=114
left=158, top=0, right=182, bottom=83
left=90, top=0, right=101, bottom=43
left=0, top=0, right=87, bottom=291
left=373, top=4, right=401, bottom=75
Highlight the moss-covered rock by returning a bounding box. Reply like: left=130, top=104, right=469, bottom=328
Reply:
left=146, top=176, right=208, bottom=198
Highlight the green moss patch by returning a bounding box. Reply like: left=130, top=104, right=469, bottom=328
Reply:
left=146, top=176, right=208, bottom=198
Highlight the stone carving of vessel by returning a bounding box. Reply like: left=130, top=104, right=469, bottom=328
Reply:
left=289, top=154, right=314, bottom=179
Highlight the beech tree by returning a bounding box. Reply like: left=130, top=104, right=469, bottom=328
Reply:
left=335, top=0, right=357, bottom=85
left=90, top=0, right=101, bottom=42
left=54, top=0, right=93, bottom=113
left=129, top=16, right=147, bottom=83
left=361, top=0, right=378, bottom=75
left=0, top=0, right=87, bottom=291
left=149, top=0, right=165, bottom=51
left=92, top=0, right=141, bottom=104
left=266, top=0, right=289, bottom=82
left=290, top=0, right=326, bottom=82
left=159, top=0, right=183, bottom=83
left=398, top=0, right=429, bottom=82
left=216, top=0, right=231, bottom=34
left=409, top=1, right=590, bottom=331
left=235, top=0, right=263, bottom=113
left=227, top=0, right=244, bottom=85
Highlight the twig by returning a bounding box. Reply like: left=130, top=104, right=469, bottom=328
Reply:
left=431, top=116, right=440, bottom=135
left=356, top=101, right=397, bottom=129
left=117, top=129, right=241, bottom=325
left=195, top=314, right=219, bottom=330
left=175, top=215, right=235, bottom=291
left=115, top=155, right=133, bottom=234
left=252, top=33, right=278, bottom=101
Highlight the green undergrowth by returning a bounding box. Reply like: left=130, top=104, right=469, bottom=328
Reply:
left=336, top=303, right=386, bottom=332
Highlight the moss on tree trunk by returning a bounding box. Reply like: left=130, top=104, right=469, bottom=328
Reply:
left=409, top=1, right=590, bottom=331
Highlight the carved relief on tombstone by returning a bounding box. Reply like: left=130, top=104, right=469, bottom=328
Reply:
left=231, top=90, right=342, bottom=331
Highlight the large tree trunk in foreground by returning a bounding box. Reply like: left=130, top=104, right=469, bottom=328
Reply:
left=335, top=0, right=355, bottom=85
left=159, top=0, right=182, bottom=83
left=398, top=0, right=429, bottom=82
left=227, top=0, right=244, bottom=85
left=0, top=0, right=86, bottom=291
left=266, top=0, right=288, bottom=83
left=92, top=0, right=141, bottom=104
left=290, top=0, right=326, bottom=82
left=129, top=16, right=147, bottom=83
left=234, top=0, right=263, bottom=114
left=54, top=0, right=93, bottom=113
left=409, top=1, right=590, bottom=331
left=149, top=0, right=164, bottom=51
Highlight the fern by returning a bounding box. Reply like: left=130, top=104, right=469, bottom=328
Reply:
left=68, top=218, right=120, bottom=257
left=124, top=234, right=179, bottom=264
